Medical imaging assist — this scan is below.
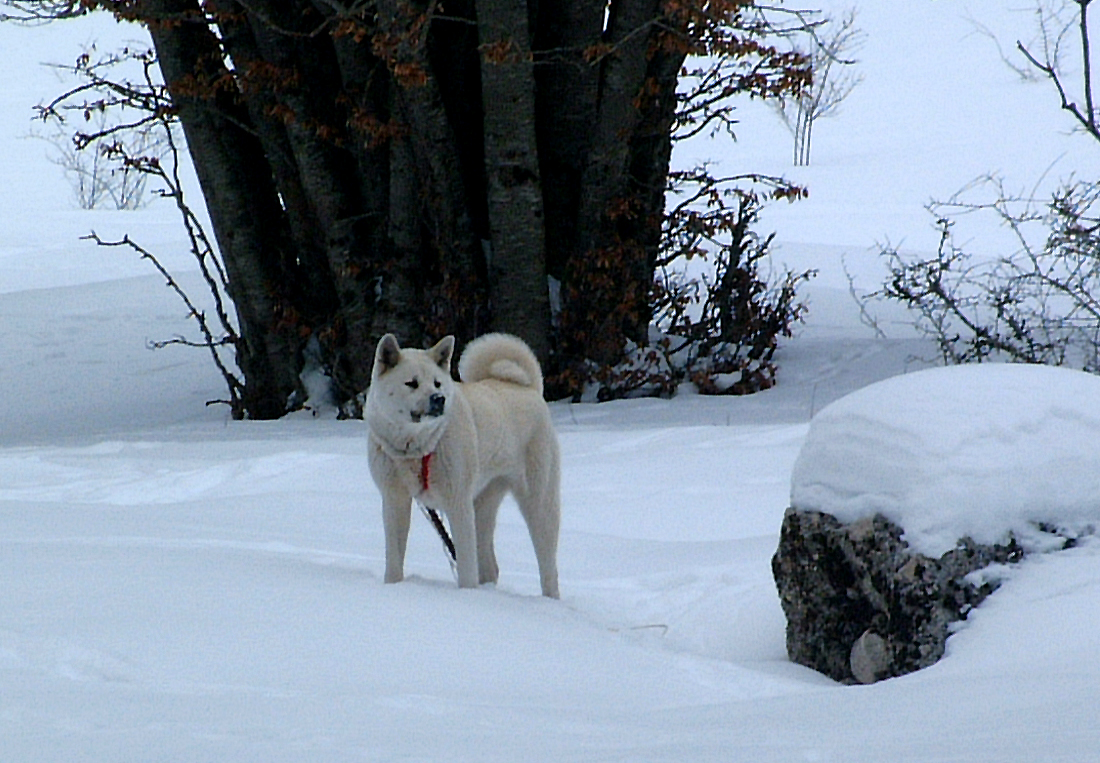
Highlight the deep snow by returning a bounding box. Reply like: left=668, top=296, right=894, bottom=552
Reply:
left=2, top=3, right=1100, bottom=761
left=791, top=364, right=1100, bottom=556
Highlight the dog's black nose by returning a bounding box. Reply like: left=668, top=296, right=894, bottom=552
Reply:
left=428, top=393, right=446, bottom=417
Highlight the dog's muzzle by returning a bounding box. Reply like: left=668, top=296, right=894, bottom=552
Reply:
left=410, top=393, right=446, bottom=423
left=427, top=392, right=446, bottom=417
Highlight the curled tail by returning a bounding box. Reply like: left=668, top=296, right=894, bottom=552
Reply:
left=458, top=333, right=544, bottom=395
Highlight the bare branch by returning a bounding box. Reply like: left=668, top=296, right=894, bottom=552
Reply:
left=767, top=7, right=865, bottom=165
left=860, top=176, right=1100, bottom=373
left=0, top=0, right=86, bottom=23
left=1079, top=0, right=1095, bottom=132
left=1016, top=0, right=1100, bottom=142
left=83, top=230, right=246, bottom=409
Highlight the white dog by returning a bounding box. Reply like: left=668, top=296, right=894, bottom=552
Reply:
left=365, top=332, right=561, bottom=598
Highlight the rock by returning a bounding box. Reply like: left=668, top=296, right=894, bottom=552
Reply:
left=849, top=630, right=890, bottom=685
left=771, top=508, right=1024, bottom=684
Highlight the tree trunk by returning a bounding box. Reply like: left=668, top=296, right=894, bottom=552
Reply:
left=240, top=0, right=380, bottom=400
left=575, top=0, right=661, bottom=258
left=139, top=0, right=304, bottom=418
left=532, top=0, right=603, bottom=283
left=377, top=0, right=487, bottom=348
left=208, top=0, right=336, bottom=328
left=53, top=0, right=807, bottom=412
left=477, top=0, right=551, bottom=366
left=377, top=125, right=430, bottom=348
left=560, top=0, right=662, bottom=367
left=627, top=31, right=688, bottom=306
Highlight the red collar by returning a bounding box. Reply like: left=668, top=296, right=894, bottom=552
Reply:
left=420, top=452, right=434, bottom=493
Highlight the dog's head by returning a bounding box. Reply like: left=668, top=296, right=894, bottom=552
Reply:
left=366, top=334, right=456, bottom=456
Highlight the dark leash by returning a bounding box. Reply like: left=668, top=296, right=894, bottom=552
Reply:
left=422, top=505, right=456, bottom=562
left=418, top=452, right=458, bottom=572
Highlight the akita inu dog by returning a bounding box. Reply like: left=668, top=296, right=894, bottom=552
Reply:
left=365, top=333, right=560, bottom=598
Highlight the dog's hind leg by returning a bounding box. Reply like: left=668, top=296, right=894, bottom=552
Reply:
left=474, top=479, right=508, bottom=585
left=516, top=448, right=561, bottom=598
left=516, top=491, right=560, bottom=598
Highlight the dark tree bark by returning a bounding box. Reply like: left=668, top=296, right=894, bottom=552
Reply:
left=531, top=0, right=602, bottom=280
left=33, top=0, right=807, bottom=415
left=546, top=0, right=689, bottom=375
left=377, top=0, right=487, bottom=348
left=575, top=0, right=661, bottom=257
left=211, top=0, right=335, bottom=324
left=137, top=0, right=303, bottom=418
left=477, top=0, right=550, bottom=366
left=239, top=0, right=379, bottom=400
left=626, top=24, right=688, bottom=311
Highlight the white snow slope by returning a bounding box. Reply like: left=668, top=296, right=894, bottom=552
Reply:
left=2, top=4, right=1099, bottom=761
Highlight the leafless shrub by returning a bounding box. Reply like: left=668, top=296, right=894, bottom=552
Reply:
left=569, top=172, right=815, bottom=402
left=861, top=176, right=1100, bottom=373
left=42, top=110, right=165, bottom=210
left=36, top=43, right=248, bottom=416
left=769, top=8, right=865, bottom=166
left=860, top=2, right=1100, bottom=375
left=33, top=44, right=171, bottom=209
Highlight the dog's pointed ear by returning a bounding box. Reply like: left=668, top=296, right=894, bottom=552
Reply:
left=430, top=335, right=455, bottom=372
left=374, top=334, right=402, bottom=375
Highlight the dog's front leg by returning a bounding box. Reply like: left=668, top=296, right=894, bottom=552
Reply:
left=382, top=488, right=413, bottom=584
left=448, top=503, right=479, bottom=589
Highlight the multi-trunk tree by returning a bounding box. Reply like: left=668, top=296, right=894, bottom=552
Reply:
left=5, top=0, right=809, bottom=417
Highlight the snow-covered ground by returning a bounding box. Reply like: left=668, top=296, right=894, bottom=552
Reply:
left=2, top=3, right=1099, bottom=761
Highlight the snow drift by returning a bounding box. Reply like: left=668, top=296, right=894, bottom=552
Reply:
left=791, top=363, right=1100, bottom=556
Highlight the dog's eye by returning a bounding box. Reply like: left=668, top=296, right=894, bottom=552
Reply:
left=434, top=379, right=441, bottom=389
left=405, top=379, right=419, bottom=390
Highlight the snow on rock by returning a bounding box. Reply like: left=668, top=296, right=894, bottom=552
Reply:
left=790, top=363, right=1100, bottom=556
left=777, top=363, right=1100, bottom=684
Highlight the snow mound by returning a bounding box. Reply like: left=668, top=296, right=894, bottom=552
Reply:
left=790, top=364, right=1100, bottom=556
